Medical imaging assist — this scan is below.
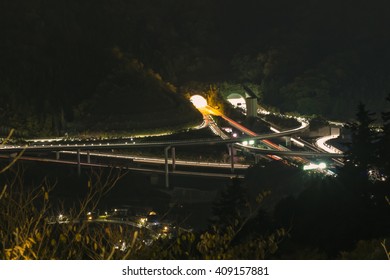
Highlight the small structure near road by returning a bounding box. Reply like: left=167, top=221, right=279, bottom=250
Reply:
left=226, top=85, right=259, bottom=118
left=226, top=93, right=246, bottom=111
left=242, top=84, right=259, bottom=118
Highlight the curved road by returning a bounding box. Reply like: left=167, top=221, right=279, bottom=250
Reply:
left=0, top=105, right=343, bottom=160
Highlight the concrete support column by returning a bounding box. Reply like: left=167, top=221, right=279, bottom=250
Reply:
left=254, top=153, right=259, bottom=164
left=55, top=151, right=60, bottom=160
left=171, top=147, right=176, bottom=172
left=229, top=144, right=235, bottom=173
left=77, top=149, right=81, bottom=175
left=285, top=137, right=291, bottom=148
left=164, top=146, right=171, bottom=188
left=87, top=151, right=91, bottom=164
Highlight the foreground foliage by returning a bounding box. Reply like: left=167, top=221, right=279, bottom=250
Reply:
left=0, top=162, right=285, bottom=260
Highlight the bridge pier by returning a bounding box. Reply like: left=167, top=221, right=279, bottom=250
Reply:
left=77, top=149, right=81, bottom=175
left=87, top=151, right=91, bottom=164
left=55, top=151, right=60, bottom=160
left=254, top=154, right=261, bottom=164
left=285, top=137, right=291, bottom=148
left=229, top=144, right=235, bottom=173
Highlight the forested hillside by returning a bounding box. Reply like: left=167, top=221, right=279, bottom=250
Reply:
left=1, top=0, right=389, bottom=136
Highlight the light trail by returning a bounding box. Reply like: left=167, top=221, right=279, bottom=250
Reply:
left=316, top=134, right=343, bottom=154
left=0, top=154, right=244, bottom=179
left=203, top=105, right=306, bottom=161
left=59, top=151, right=250, bottom=169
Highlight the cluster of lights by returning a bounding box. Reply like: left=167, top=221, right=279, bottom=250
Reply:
left=139, top=217, right=148, bottom=226
left=242, top=140, right=255, bottom=146
left=303, top=162, right=327, bottom=171
left=57, top=214, right=70, bottom=224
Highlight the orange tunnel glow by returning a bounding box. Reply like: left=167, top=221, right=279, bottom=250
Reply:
left=190, top=95, right=207, bottom=108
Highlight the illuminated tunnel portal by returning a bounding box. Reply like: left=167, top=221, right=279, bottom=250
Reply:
left=190, top=95, right=208, bottom=108
left=226, top=93, right=246, bottom=110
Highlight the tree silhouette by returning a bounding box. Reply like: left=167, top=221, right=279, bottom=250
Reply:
left=211, top=178, right=247, bottom=228
left=379, top=94, right=390, bottom=177
left=345, top=102, right=377, bottom=173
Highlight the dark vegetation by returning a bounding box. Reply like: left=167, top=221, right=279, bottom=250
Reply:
left=2, top=0, right=390, bottom=260
left=2, top=0, right=390, bottom=137
left=309, top=116, right=329, bottom=131
left=242, top=117, right=270, bottom=134
left=242, top=96, right=390, bottom=259
left=1, top=96, right=390, bottom=259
